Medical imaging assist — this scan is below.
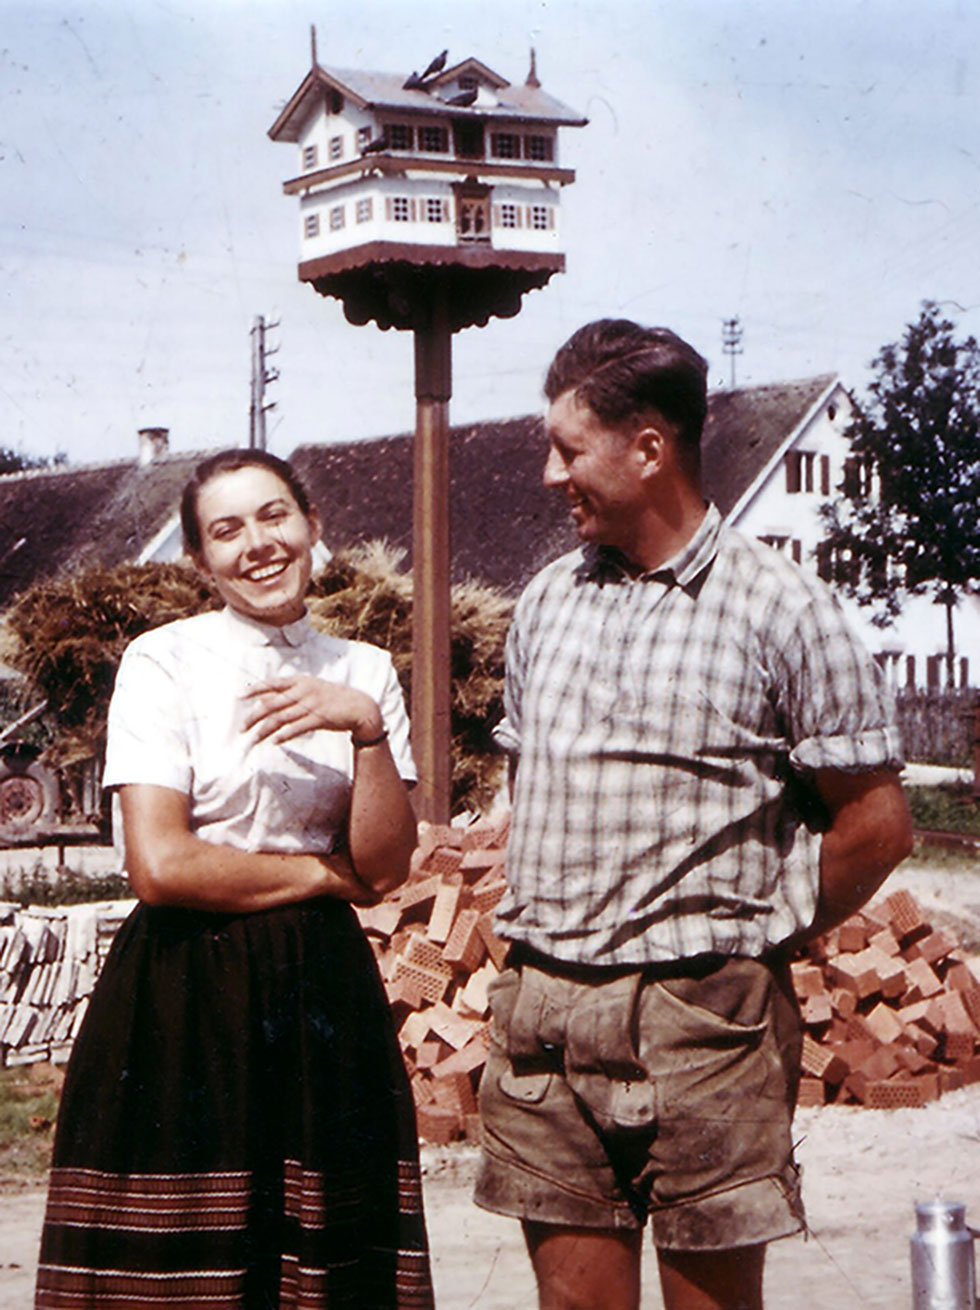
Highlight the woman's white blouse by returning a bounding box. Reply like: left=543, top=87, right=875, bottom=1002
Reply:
left=103, top=607, right=415, bottom=855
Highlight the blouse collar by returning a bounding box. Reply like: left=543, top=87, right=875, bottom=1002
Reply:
left=221, top=605, right=315, bottom=649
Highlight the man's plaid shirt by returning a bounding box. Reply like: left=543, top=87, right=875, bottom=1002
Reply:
left=494, top=505, right=904, bottom=966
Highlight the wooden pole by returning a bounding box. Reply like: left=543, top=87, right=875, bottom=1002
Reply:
left=411, top=290, right=453, bottom=823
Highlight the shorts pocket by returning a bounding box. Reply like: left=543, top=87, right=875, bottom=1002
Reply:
left=656, top=958, right=772, bottom=1045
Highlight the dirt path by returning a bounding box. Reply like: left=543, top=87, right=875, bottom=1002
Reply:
left=4, top=858, right=980, bottom=1307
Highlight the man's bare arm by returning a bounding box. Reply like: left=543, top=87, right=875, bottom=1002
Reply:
left=804, top=767, right=914, bottom=942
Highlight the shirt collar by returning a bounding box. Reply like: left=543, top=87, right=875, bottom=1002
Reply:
left=582, top=503, right=723, bottom=589
left=220, top=605, right=315, bottom=649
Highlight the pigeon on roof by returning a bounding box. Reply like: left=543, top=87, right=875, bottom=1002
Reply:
left=420, top=49, right=448, bottom=81
left=443, top=87, right=478, bottom=107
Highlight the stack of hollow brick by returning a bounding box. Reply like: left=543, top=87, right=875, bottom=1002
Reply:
left=355, top=816, right=512, bottom=1147
left=793, top=888, right=980, bottom=1109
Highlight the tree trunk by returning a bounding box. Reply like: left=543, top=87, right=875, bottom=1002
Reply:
left=945, top=595, right=957, bottom=688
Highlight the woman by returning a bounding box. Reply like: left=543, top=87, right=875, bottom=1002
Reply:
left=36, top=449, right=435, bottom=1308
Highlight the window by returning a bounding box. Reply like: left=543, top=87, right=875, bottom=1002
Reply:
left=905, top=655, right=916, bottom=689
left=419, top=125, right=448, bottom=152
left=459, top=74, right=478, bottom=91
left=357, top=126, right=373, bottom=151
left=424, top=197, right=445, bottom=223
left=329, top=136, right=343, bottom=161
left=327, top=90, right=344, bottom=115
left=491, top=132, right=520, bottom=159
left=388, top=123, right=414, bottom=150
left=329, top=205, right=345, bottom=231
left=302, top=144, right=318, bottom=170
left=785, top=450, right=821, bottom=494
left=842, top=455, right=872, bottom=498
left=525, top=134, right=554, bottom=161
left=391, top=196, right=411, bottom=222
left=499, top=203, right=519, bottom=228
left=356, top=197, right=373, bottom=223
left=530, top=205, right=552, bottom=230
left=304, top=213, right=320, bottom=239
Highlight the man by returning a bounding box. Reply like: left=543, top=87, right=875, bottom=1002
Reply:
left=474, top=319, right=913, bottom=1310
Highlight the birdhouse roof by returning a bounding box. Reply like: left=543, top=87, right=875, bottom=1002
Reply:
left=268, top=59, right=587, bottom=142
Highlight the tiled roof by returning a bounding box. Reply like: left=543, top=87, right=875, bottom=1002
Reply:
left=702, top=374, right=837, bottom=515
left=0, top=375, right=837, bottom=608
left=0, top=453, right=203, bottom=608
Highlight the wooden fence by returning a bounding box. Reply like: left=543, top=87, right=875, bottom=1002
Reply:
left=895, top=690, right=979, bottom=768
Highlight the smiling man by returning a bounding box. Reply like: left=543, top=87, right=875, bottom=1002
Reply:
left=474, top=319, right=913, bottom=1310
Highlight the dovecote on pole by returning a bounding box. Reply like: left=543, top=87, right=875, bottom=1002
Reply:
left=269, top=38, right=587, bottom=821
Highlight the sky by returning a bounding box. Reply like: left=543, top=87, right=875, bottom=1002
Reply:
left=2, top=0, right=979, bottom=466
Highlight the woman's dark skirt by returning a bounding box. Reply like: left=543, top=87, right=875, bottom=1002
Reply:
left=35, top=897, right=434, bottom=1309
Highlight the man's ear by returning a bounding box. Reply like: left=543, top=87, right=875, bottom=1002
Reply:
left=634, top=422, right=668, bottom=479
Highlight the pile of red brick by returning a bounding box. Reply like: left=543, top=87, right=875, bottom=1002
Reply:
left=363, top=828, right=980, bottom=1140
left=355, top=817, right=511, bottom=1146
left=795, top=888, right=980, bottom=1108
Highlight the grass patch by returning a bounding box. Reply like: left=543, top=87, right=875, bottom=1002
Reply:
left=0, top=866, right=129, bottom=908
left=906, top=783, right=980, bottom=838
left=0, top=1064, right=60, bottom=1183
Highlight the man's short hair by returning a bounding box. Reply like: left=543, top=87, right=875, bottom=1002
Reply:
left=544, top=319, right=709, bottom=463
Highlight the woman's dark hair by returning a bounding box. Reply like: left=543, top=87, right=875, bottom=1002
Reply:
left=544, top=319, right=709, bottom=467
left=180, top=448, right=314, bottom=555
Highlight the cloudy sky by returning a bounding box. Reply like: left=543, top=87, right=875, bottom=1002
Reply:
left=2, top=0, right=978, bottom=465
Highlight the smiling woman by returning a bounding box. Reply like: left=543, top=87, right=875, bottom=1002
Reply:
left=34, top=450, right=435, bottom=1308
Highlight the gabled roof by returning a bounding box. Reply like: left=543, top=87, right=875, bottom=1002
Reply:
left=268, top=60, right=586, bottom=142
left=290, top=416, right=578, bottom=596
left=0, top=453, right=204, bottom=609
left=293, top=374, right=842, bottom=596
left=0, top=375, right=840, bottom=612
left=702, top=374, right=839, bottom=517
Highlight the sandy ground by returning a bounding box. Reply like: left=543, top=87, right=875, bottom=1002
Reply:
left=2, top=853, right=980, bottom=1306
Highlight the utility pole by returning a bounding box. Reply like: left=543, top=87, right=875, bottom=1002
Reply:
left=249, top=315, right=280, bottom=449
left=721, top=316, right=744, bottom=388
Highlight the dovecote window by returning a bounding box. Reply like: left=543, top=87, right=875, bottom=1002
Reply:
left=329, top=204, right=345, bottom=231
left=425, top=197, right=447, bottom=222
left=491, top=132, right=520, bottom=159
left=329, top=135, right=344, bottom=161
left=302, top=144, right=318, bottom=170
left=498, top=202, right=519, bottom=228
left=304, top=212, right=320, bottom=238
left=419, top=125, right=448, bottom=152
left=327, top=89, right=344, bottom=115
left=458, top=74, right=478, bottom=90
left=530, top=204, right=553, bottom=230
left=356, top=197, right=373, bottom=223
left=525, top=134, right=554, bottom=161
left=388, top=123, right=414, bottom=150
left=391, top=196, right=411, bottom=221
left=356, top=126, right=372, bottom=150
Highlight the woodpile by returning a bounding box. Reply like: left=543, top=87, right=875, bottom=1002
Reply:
left=2, top=842, right=979, bottom=1137
left=0, top=900, right=132, bottom=1067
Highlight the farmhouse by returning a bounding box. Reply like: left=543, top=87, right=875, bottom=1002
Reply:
left=0, top=381, right=976, bottom=689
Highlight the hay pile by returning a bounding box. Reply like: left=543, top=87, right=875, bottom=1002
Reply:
left=3, top=545, right=511, bottom=811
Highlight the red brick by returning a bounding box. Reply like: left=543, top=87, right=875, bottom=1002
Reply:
left=476, top=914, right=510, bottom=971
left=837, top=919, right=869, bottom=953
left=866, top=1081, right=925, bottom=1109
left=443, top=909, right=486, bottom=972
left=426, top=879, right=463, bottom=945
left=884, top=889, right=928, bottom=939
left=797, top=1077, right=826, bottom=1107
left=864, top=1002, right=905, bottom=1046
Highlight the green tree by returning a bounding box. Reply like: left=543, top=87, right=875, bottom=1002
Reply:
left=821, top=302, right=980, bottom=685
left=0, top=445, right=54, bottom=474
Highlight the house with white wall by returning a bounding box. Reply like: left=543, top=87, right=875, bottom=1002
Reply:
left=705, top=374, right=980, bottom=690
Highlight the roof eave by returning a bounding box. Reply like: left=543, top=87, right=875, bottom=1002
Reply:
left=724, top=375, right=845, bottom=524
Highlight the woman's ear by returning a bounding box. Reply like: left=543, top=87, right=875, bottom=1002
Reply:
left=308, top=508, right=324, bottom=544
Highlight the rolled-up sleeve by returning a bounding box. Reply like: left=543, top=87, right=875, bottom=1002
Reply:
left=102, top=640, right=191, bottom=793
left=776, top=591, right=905, bottom=774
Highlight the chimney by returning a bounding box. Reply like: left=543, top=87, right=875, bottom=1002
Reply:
left=138, top=427, right=169, bottom=466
